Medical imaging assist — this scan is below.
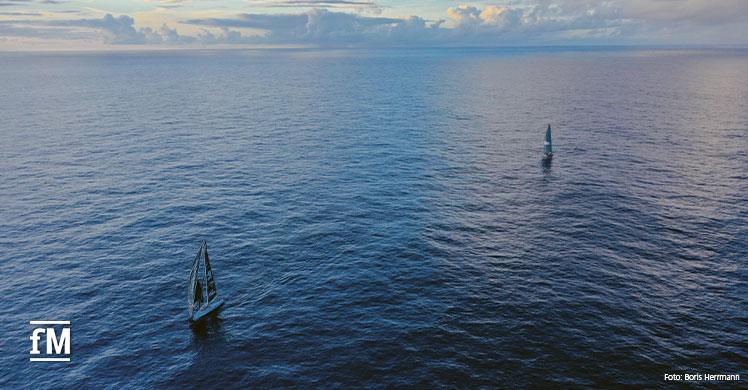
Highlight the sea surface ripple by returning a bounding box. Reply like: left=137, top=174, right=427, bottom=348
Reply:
left=1, top=48, right=746, bottom=388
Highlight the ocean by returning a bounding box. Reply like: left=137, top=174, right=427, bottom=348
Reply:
left=1, top=47, right=746, bottom=388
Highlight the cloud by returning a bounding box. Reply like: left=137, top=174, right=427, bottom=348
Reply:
left=0, top=11, right=40, bottom=15
left=182, top=5, right=624, bottom=46
left=1, top=1, right=747, bottom=47
left=0, top=0, right=31, bottom=6
left=45, top=14, right=150, bottom=43
left=184, top=13, right=309, bottom=31
left=184, top=9, right=408, bottom=44
left=446, top=5, right=523, bottom=33
left=0, top=13, right=245, bottom=44
left=0, top=21, right=92, bottom=40
left=0, top=0, right=65, bottom=4
left=247, top=0, right=384, bottom=13
left=612, top=0, right=748, bottom=26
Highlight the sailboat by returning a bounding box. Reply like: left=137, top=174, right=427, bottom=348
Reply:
left=187, top=241, right=225, bottom=322
left=543, top=124, right=553, bottom=161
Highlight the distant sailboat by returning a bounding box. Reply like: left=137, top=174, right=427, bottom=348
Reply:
left=188, top=241, right=224, bottom=322
left=543, top=124, right=553, bottom=161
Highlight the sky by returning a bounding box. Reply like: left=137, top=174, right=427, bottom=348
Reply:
left=0, top=0, right=747, bottom=50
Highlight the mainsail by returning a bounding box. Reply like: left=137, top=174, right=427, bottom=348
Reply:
left=187, top=244, right=203, bottom=317
left=544, top=124, right=553, bottom=155
left=204, top=244, right=217, bottom=302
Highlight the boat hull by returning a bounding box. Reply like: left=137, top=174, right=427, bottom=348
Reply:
left=189, top=298, right=225, bottom=322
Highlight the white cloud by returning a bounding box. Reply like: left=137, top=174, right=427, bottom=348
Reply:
left=1, top=1, right=747, bottom=47
left=246, top=0, right=385, bottom=14
left=446, top=5, right=524, bottom=34
left=0, top=13, right=254, bottom=45
left=182, top=9, right=406, bottom=45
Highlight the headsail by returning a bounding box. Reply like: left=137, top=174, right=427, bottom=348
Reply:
left=204, top=243, right=217, bottom=302
left=544, top=124, right=553, bottom=155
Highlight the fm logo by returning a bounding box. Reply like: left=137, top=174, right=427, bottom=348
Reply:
left=29, top=320, right=71, bottom=362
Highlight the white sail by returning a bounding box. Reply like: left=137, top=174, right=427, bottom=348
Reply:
left=204, top=244, right=218, bottom=302
left=187, top=246, right=200, bottom=317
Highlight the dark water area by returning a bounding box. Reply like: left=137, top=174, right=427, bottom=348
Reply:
left=0, top=48, right=746, bottom=388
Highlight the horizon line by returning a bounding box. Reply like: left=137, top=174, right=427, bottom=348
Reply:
left=2, top=43, right=747, bottom=55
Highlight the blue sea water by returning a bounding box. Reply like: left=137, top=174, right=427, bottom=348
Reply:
left=0, top=47, right=746, bottom=388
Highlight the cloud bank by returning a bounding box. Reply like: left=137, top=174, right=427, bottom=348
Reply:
left=1, top=1, right=747, bottom=47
